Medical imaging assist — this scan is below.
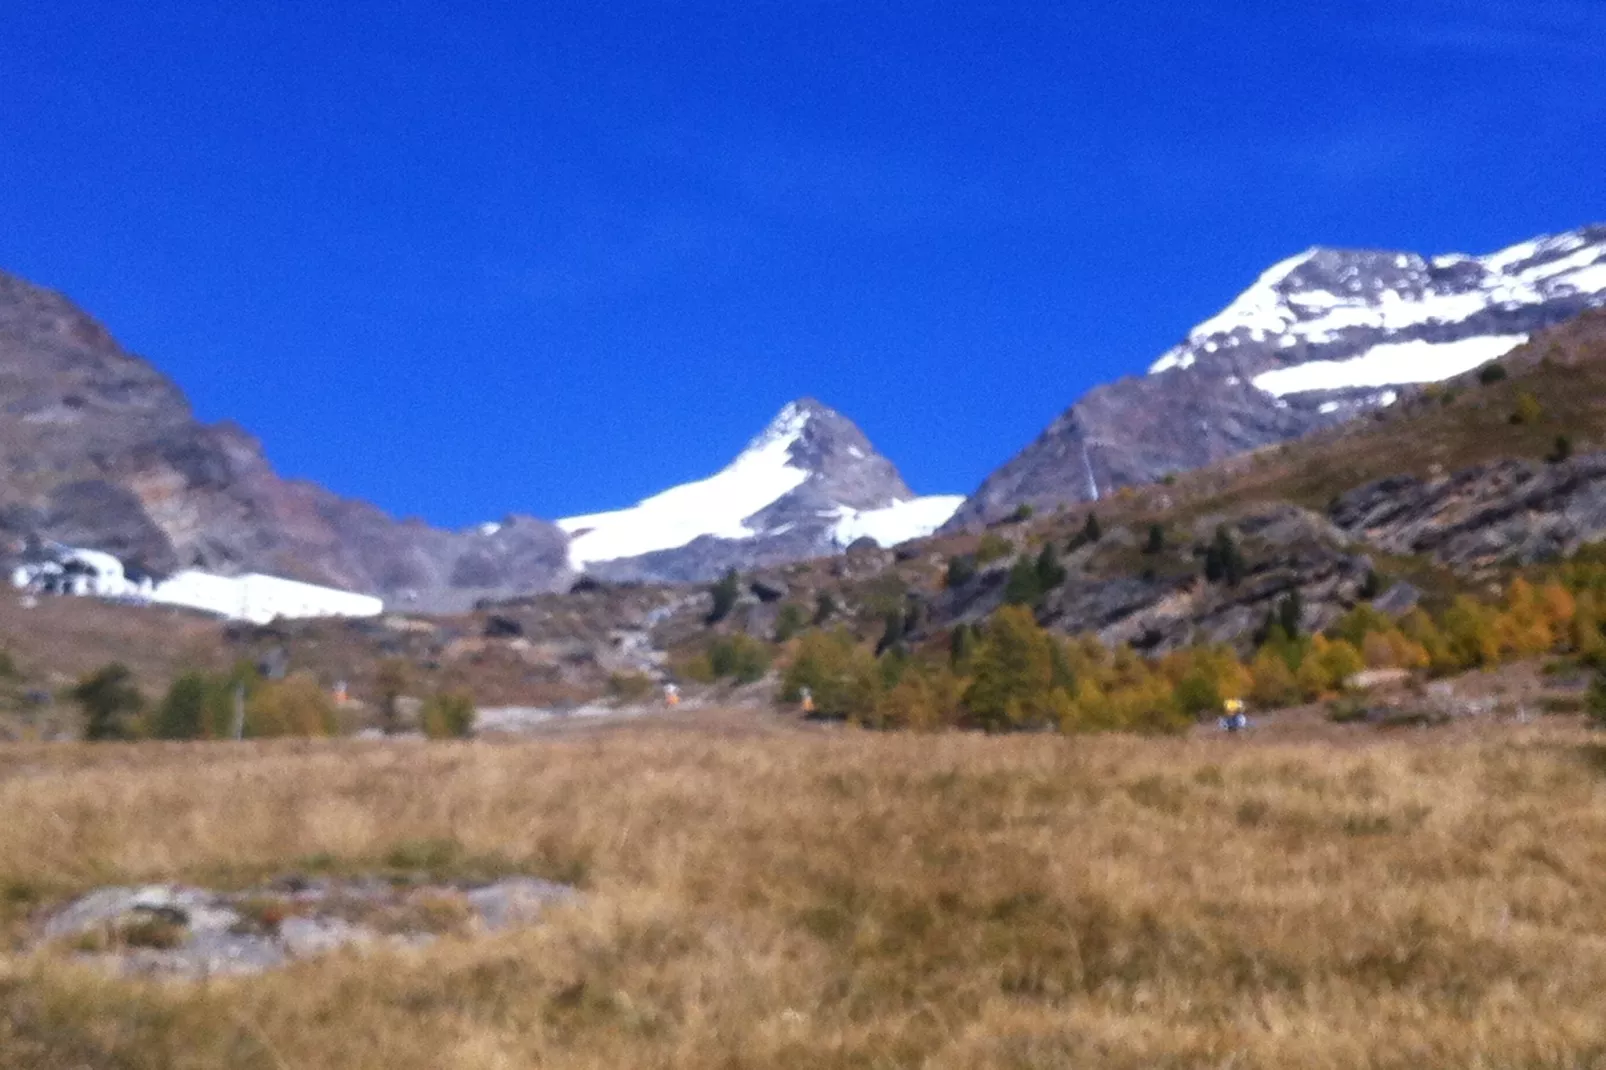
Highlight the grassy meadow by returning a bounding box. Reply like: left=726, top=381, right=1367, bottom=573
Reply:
left=4, top=722, right=1606, bottom=1068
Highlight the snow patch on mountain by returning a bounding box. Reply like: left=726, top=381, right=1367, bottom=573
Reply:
left=558, top=404, right=812, bottom=567
left=1251, top=334, right=1531, bottom=397
left=832, top=495, right=965, bottom=548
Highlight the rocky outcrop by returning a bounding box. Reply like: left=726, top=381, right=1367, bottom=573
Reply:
left=1331, top=454, right=1606, bottom=571
left=0, top=269, right=572, bottom=609
left=933, top=505, right=1373, bottom=653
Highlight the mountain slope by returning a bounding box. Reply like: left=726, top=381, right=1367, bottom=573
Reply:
left=559, top=399, right=962, bottom=583
left=0, top=269, right=571, bottom=610
left=946, top=226, right=1606, bottom=528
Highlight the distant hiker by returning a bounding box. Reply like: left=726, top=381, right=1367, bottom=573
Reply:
left=800, top=686, right=815, bottom=715
left=1220, top=698, right=1249, bottom=733
left=664, top=682, right=680, bottom=708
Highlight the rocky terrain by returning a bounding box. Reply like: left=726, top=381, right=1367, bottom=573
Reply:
left=1332, top=453, right=1606, bottom=574
left=0, top=270, right=572, bottom=610
left=947, top=226, right=1606, bottom=527
left=34, top=875, right=576, bottom=978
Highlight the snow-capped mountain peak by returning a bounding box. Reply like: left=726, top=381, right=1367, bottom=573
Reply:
left=1149, top=226, right=1606, bottom=394
left=557, top=399, right=960, bottom=581
left=947, top=224, right=1606, bottom=529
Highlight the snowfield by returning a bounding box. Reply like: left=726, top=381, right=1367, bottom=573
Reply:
left=1251, top=335, right=1531, bottom=397
left=558, top=404, right=813, bottom=567
left=831, top=495, right=966, bottom=548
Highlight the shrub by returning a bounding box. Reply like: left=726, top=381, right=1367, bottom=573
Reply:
left=780, top=630, right=879, bottom=721
left=607, top=672, right=656, bottom=703
left=1548, top=435, right=1573, bottom=464
left=963, top=606, right=1066, bottom=730
left=773, top=603, right=807, bottom=643
left=869, top=665, right=962, bottom=731
left=975, top=533, right=1012, bottom=565
left=1249, top=646, right=1302, bottom=709
left=812, top=590, right=838, bottom=626
left=708, top=634, right=772, bottom=684
left=71, top=663, right=143, bottom=741
left=152, top=672, right=212, bottom=740
left=707, top=569, right=741, bottom=625
left=1478, top=362, right=1508, bottom=385
left=0, top=649, right=15, bottom=678
left=1009, top=503, right=1035, bottom=523
left=246, top=673, right=337, bottom=738
left=1511, top=391, right=1544, bottom=425
left=1588, top=669, right=1606, bottom=727
left=376, top=658, right=410, bottom=736
left=421, top=691, right=476, bottom=739
left=1143, top=524, right=1165, bottom=555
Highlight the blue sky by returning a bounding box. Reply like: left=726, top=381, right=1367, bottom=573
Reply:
left=2, top=0, right=1603, bottom=526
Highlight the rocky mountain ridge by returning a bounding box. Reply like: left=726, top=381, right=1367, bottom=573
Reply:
left=0, top=269, right=571, bottom=611
left=946, top=225, right=1606, bottom=528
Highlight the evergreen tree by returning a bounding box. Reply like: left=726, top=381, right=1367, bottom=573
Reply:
left=1143, top=523, right=1165, bottom=555
left=1548, top=434, right=1574, bottom=464
left=812, top=590, right=839, bottom=626
left=1082, top=512, right=1103, bottom=544
left=945, top=554, right=977, bottom=589
left=1358, top=569, right=1382, bottom=599
left=1278, top=589, right=1304, bottom=637
left=949, top=623, right=977, bottom=670
left=903, top=598, right=924, bottom=637
left=876, top=607, right=907, bottom=656
left=152, top=672, right=210, bottom=740
left=707, top=568, right=741, bottom=624
left=1035, top=544, right=1067, bottom=592
left=1004, top=555, right=1043, bottom=606
left=1204, top=526, right=1245, bottom=586
left=72, top=663, right=144, bottom=741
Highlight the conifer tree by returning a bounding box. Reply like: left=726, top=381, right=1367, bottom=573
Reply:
left=72, top=663, right=143, bottom=741
left=707, top=568, right=741, bottom=624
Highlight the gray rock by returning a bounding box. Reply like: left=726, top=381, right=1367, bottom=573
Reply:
left=466, top=878, right=578, bottom=930
left=35, top=875, right=579, bottom=978
left=1332, top=453, right=1606, bottom=572
left=1372, top=581, right=1423, bottom=616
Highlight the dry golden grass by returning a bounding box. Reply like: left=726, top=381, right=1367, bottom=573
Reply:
left=5, top=722, right=1606, bottom=1068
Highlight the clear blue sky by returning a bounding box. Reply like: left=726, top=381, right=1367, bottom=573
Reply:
left=2, top=1, right=1603, bottom=527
